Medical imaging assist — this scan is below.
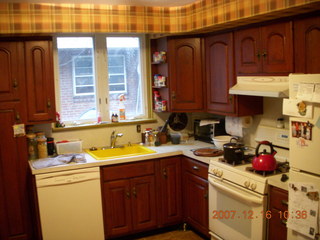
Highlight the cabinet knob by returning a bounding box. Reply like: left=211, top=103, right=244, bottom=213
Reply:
left=192, top=166, right=199, bottom=171
left=163, top=168, right=167, bottom=178
left=204, top=191, right=208, bottom=199
left=132, top=187, right=137, bottom=198
left=47, top=99, right=51, bottom=108
left=256, top=52, right=261, bottom=59
left=228, top=95, right=233, bottom=103
left=126, top=190, right=131, bottom=199
left=262, top=51, right=267, bottom=58
left=281, top=199, right=288, bottom=206
left=13, top=78, right=18, bottom=88
left=171, top=91, right=176, bottom=101
left=15, top=111, right=21, bottom=122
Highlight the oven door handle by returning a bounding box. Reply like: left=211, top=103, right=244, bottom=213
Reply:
left=208, top=176, right=263, bottom=205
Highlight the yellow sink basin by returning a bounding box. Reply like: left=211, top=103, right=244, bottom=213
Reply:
left=85, top=144, right=156, bottom=160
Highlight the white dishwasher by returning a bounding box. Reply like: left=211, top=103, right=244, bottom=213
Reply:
left=36, top=167, right=105, bottom=240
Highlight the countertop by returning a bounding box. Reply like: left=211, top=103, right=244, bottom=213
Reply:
left=29, top=140, right=289, bottom=191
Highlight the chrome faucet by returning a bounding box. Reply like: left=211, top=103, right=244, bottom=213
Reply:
left=110, top=130, right=123, bottom=148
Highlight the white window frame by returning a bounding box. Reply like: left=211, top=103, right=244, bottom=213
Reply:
left=108, top=54, right=127, bottom=93
left=53, top=34, right=150, bottom=126
left=72, top=55, right=95, bottom=96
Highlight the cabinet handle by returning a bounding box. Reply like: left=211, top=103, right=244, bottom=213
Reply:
left=15, top=111, right=21, bottom=122
left=262, top=51, right=267, bottom=58
left=126, top=190, right=131, bottom=199
left=47, top=99, right=51, bottom=108
left=281, top=200, right=288, bottom=206
left=132, top=187, right=137, bottom=198
left=256, top=52, right=261, bottom=59
left=281, top=219, right=287, bottom=226
left=204, top=191, right=208, bottom=199
left=171, top=91, right=176, bottom=101
left=228, top=95, right=233, bottom=103
left=13, top=78, right=18, bottom=88
left=163, top=168, right=167, bottom=178
left=192, top=166, right=199, bottom=171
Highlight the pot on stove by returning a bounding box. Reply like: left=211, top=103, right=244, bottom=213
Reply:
left=252, top=141, right=277, bottom=171
left=223, top=138, right=244, bottom=164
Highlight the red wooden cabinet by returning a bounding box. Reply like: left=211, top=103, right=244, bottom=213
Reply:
left=168, top=38, right=204, bottom=111
left=294, top=15, right=320, bottom=73
left=0, top=42, right=25, bottom=102
left=182, top=157, right=209, bottom=238
left=101, top=161, right=157, bottom=238
left=205, top=32, right=263, bottom=116
left=25, top=40, right=56, bottom=123
left=0, top=102, right=33, bottom=240
left=235, top=21, right=293, bottom=75
left=158, top=157, right=182, bottom=226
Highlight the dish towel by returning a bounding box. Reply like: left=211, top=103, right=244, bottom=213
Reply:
left=31, top=154, right=86, bottom=169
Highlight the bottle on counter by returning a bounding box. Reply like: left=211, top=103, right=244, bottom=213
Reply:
left=36, top=132, right=48, bottom=159
left=26, top=133, right=38, bottom=160
left=47, top=137, right=55, bottom=156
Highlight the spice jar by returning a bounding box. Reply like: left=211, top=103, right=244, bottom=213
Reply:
left=26, top=133, right=38, bottom=160
left=37, top=135, right=48, bottom=159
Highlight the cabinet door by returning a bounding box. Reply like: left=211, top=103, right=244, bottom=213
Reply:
left=261, top=22, right=293, bottom=73
left=0, top=42, right=25, bottom=102
left=168, top=38, right=204, bottom=111
left=0, top=102, right=33, bottom=240
left=205, top=33, right=236, bottom=114
left=131, top=175, right=157, bottom=232
left=235, top=27, right=261, bottom=74
left=103, top=179, right=132, bottom=238
left=159, top=157, right=182, bottom=225
left=183, top=171, right=209, bottom=237
left=294, top=16, right=320, bottom=73
left=25, top=40, right=56, bottom=123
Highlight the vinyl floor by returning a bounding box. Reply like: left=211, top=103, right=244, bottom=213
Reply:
left=135, top=230, right=206, bottom=240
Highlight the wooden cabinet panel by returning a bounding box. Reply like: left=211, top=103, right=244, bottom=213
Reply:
left=0, top=102, right=33, bottom=240
left=235, top=28, right=261, bottom=74
left=235, top=21, right=293, bottom=75
left=261, top=22, right=293, bottom=73
left=183, top=171, right=209, bottom=238
left=205, top=33, right=235, bottom=114
left=159, top=157, right=182, bottom=225
left=168, top=38, right=204, bottom=111
left=268, top=186, right=288, bottom=240
left=103, top=179, right=132, bottom=238
left=131, top=175, right=157, bottom=231
left=0, top=42, right=25, bottom=102
left=25, top=41, right=55, bottom=123
left=294, top=16, right=320, bottom=73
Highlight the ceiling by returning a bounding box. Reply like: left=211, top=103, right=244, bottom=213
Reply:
left=7, top=0, right=200, bottom=7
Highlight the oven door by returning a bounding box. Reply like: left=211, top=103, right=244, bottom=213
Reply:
left=208, top=175, right=267, bottom=240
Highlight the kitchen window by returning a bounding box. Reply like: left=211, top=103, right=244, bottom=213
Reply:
left=55, top=35, right=148, bottom=125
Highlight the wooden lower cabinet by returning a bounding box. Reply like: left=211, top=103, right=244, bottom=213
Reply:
left=102, top=161, right=157, bottom=239
left=268, top=186, right=288, bottom=240
left=158, top=157, right=182, bottom=226
left=182, top=157, right=209, bottom=238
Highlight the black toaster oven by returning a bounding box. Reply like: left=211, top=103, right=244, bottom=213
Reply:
left=194, top=119, right=227, bottom=143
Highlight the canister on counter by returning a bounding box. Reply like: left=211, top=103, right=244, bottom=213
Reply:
left=37, top=135, right=48, bottom=159
left=26, top=133, right=38, bottom=160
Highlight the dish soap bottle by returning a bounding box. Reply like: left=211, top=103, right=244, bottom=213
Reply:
left=119, top=94, right=126, bottom=120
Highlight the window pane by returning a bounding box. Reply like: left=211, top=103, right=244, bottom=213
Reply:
left=57, top=37, right=96, bottom=122
left=107, top=37, right=144, bottom=119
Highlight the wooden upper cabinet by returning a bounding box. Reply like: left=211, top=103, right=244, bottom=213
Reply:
left=25, top=40, right=56, bottom=123
left=168, top=38, right=204, bottom=111
left=205, top=32, right=236, bottom=114
left=0, top=42, right=25, bottom=102
left=235, top=21, right=293, bottom=75
left=294, top=15, right=320, bottom=73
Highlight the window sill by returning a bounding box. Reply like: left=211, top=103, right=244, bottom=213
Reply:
left=52, top=118, right=157, bottom=132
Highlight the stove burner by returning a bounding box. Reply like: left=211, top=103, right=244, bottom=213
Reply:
left=245, top=162, right=290, bottom=177
left=218, top=154, right=254, bottom=166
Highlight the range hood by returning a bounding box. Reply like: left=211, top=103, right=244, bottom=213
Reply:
left=229, top=76, right=289, bottom=98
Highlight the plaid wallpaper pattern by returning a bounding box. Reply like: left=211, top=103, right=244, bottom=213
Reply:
left=0, top=0, right=319, bottom=34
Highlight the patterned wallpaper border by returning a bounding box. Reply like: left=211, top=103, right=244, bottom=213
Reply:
left=0, top=0, right=320, bottom=34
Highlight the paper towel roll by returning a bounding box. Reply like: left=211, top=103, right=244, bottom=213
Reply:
left=225, top=116, right=253, bottom=137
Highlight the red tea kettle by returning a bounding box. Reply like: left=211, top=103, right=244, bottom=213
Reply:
left=252, top=141, right=277, bottom=171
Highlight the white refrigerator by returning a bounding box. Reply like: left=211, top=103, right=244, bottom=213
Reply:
left=284, top=74, right=320, bottom=240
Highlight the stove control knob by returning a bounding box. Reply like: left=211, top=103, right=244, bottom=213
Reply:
left=244, top=181, right=250, bottom=188
left=251, top=183, right=257, bottom=190
left=217, top=170, right=223, bottom=177
left=212, top=169, right=217, bottom=175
